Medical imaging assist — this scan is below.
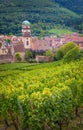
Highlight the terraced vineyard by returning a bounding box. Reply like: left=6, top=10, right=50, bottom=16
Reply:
left=0, top=60, right=83, bottom=130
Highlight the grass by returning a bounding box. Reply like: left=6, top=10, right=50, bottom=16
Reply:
left=49, top=26, right=74, bottom=36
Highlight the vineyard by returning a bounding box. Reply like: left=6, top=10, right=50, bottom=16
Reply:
left=0, top=59, right=83, bottom=130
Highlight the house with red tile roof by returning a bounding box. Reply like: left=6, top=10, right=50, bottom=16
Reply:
left=0, top=21, right=83, bottom=63
left=63, top=34, right=83, bottom=49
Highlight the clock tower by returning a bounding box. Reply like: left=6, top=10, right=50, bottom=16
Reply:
left=22, top=20, right=31, bottom=49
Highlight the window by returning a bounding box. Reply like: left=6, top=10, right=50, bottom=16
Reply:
left=26, top=41, right=29, bottom=46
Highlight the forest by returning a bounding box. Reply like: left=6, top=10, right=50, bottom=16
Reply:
left=0, top=0, right=83, bottom=36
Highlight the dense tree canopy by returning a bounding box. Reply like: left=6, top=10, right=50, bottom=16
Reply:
left=56, top=42, right=80, bottom=61
left=0, top=0, right=82, bottom=36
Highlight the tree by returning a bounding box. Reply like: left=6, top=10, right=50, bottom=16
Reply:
left=25, top=50, right=33, bottom=62
left=15, top=53, right=22, bottom=62
left=5, top=39, right=11, bottom=44
left=56, top=48, right=64, bottom=60
left=63, top=46, right=80, bottom=62
left=77, top=49, right=83, bottom=59
left=56, top=42, right=79, bottom=60
left=63, top=42, right=77, bottom=54
left=44, top=49, right=54, bottom=57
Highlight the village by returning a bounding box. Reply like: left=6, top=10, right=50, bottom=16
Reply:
left=0, top=20, right=83, bottom=63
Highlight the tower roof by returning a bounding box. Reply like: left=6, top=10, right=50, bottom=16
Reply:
left=22, top=20, right=30, bottom=26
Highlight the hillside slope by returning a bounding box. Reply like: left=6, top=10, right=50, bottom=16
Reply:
left=0, top=59, right=83, bottom=130
left=55, top=0, right=83, bottom=14
left=0, top=0, right=82, bottom=36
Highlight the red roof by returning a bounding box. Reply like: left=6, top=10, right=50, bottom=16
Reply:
left=14, top=43, right=25, bottom=52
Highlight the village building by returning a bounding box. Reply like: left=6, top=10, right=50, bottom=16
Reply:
left=0, top=20, right=83, bottom=63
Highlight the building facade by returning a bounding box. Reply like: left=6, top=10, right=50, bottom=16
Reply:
left=0, top=20, right=83, bottom=63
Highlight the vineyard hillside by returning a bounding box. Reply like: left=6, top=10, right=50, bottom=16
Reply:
left=0, top=59, right=83, bottom=130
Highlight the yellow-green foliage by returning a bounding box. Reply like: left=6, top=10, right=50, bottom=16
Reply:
left=63, top=46, right=80, bottom=62
left=56, top=42, right=80, bottom=61
left=44, top=49, right=54, bottom=57
left=0, top=59, right=83, bottom=129
left=15, top=52, right=22, bottom=62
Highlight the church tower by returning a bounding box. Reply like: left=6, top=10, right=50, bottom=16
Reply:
left=22, top=20, right=31, bottom=49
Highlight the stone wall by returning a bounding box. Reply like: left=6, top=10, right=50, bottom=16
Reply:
left=36, top=55, right=53, bottom=63
left=0, top=55, right=13, bottom=64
